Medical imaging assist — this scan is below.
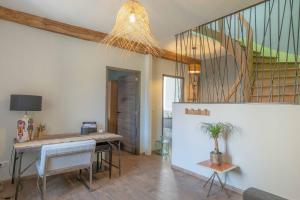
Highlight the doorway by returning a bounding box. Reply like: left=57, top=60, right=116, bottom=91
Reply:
left=162, top=75, right=184, bottom=137
left=106, top=67, right=141, bottom=154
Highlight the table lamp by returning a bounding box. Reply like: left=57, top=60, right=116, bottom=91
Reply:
left=10, top=95, right=42, bottom=142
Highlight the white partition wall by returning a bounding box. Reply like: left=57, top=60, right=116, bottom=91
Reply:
left=172, top=103, right=300, bottom=199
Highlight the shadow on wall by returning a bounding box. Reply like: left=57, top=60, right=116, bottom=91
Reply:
left=223, top=125, right=242, bottom=164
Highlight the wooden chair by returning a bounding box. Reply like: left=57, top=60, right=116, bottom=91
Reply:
left=35, top=140, right=96, bottom=199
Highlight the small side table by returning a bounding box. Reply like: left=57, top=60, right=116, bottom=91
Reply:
left=198, top=160, right=237, bottom=197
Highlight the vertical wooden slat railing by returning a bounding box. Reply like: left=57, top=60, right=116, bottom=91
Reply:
left=175, top=0, right=300, bottom=104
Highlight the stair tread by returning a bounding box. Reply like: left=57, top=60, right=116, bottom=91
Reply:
left=255, top=75, right=300, bottom=79
left=253, top=55, right=278, bottom=59
left=251, top=94, right=297, bottom=97
left=250, top=100, right=295, bottom=104
left=252, top=84, right=299, bottom=88
left=276, top=62, right=300, bottom=64
left=254, top=61, right=300, bottom=64
left=254, top=68, right=300, bottom=72
left=254, top=64, right=300, bottom=68
left=253, top=61, right=278, bottom=64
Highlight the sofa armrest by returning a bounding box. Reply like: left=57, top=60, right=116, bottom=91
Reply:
left=243, top=187, right=287, bottom=200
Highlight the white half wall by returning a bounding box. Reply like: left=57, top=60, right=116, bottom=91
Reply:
left=172, top=103, right=300, bottom=200
left=0, top=20, right=154, bottom=180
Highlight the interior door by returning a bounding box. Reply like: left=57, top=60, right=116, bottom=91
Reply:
left=117, top=74, right=139, bottom=154
left=107, top=80, right=118, bottom=133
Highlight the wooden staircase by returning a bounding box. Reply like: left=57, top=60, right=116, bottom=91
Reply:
left=195, top=14, right=300, bottom=104
left=250, top=53, right=300, bottom=104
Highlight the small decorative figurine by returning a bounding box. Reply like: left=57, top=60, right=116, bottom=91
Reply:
left=28, top=118, right=34, bottom=140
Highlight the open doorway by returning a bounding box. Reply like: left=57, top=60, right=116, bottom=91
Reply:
left=106, top=67, right=141, bottom=154
left=162, top=75, right=184, bottom=136
left=155, top=75, right=183, bottom=157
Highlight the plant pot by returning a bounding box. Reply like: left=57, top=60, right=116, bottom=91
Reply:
left=210, top=151, right=222, bottom=165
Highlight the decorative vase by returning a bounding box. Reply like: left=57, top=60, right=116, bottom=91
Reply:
left=16, top=114, right=34, bottom=142
left=36, top=124, right=46, bottom=139
left=37, top=130, right=44, bottom=139
left=16, top=115, right=29, bottom=142
left=210, top=151, right=222, bottom=165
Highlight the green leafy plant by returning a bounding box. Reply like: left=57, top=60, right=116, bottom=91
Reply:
left=201, top=122, right=233, bottom=153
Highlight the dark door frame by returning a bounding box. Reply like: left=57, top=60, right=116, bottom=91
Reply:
left=161, top=74, right=184, bottom=136
left=105, top=66, right=141, bottom=154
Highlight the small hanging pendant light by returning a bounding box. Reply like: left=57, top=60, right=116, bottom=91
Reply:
left=102, top=0, right=161, bottom=56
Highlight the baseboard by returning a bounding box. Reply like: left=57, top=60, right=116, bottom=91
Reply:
left=171, top=164, right=244, bottom=195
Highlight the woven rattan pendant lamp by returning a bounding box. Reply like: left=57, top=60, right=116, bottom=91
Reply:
left=103, top=0, right=160, bottom=56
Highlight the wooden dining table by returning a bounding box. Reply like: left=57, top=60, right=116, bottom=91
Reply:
left=12, top=132, right=123, bottom=200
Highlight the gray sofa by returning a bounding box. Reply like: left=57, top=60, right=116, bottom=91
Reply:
left=243, top=188, right=288, bottom=200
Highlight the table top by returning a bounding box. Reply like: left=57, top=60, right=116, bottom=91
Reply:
left=198, top=160, right=237, bottom=173
left=14, top=132, right=122, bottom=153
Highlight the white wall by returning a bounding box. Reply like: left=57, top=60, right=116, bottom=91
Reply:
left=172, top=103, right=300, bottom=200
left=151, top=58, right=176, bottom=150
left=144, top=55, right=153, bottom=155
left=0, top=20, right=153, bottom=180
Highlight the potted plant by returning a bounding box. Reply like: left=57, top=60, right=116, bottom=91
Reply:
left=201, top=122, right=233, bottom=165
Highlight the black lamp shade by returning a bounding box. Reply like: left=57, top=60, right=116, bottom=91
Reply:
left=10, top=95, right=42, bottom=111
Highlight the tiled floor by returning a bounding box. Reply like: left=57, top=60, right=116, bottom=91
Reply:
left=0, top=153, right=242, bottom=200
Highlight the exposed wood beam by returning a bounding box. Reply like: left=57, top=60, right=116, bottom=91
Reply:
left=0, top=6, right=106, bottom=42
left=0, top=6, right=199, bottom=64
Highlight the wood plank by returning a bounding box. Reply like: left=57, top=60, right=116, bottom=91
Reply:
left=14, top=132, right=122, bottom=152
left=0, top=6, right=106, bottom=42
left=107, top=81, right=118, bottom=134
left=0, top=6, right=199, bottom=64
left=198, top=160, right=238, bottom=174
left=1, top=154, right=243, bottom=200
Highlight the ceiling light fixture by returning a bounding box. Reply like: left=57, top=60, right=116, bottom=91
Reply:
left=102, top=0, right=160, bottom=56
left=188, top=64, right=201, bottom=74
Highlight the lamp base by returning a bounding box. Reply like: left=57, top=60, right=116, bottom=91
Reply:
left=16, top=113, right=34, bottom=143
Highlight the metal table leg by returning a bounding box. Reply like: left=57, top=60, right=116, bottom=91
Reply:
left=109, top=146, right=112, bottom=178
left=216, top=173, right=230, bottom=197
left=100, top=152, right=103, bottom=170
left=96, top=152, right=100, bottom=172
left=106, top=140, right=121, bottom=176
left=118, top=140, right=121, bottom=176
left=216, top=173, right=224, bottom=190
left=207, top=172, right=216, bottom=197
left=203, top=172, right=215, bottom=188
left=11, top=150, right=17, bottom=184
left=203, top=172, right=229, bottom=198
left=15, top=152, right=23, bottom=200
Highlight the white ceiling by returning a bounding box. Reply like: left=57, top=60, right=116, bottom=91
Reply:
left=0, top=0, right=264, bottom=52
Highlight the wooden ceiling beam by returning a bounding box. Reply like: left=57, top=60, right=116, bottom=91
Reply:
left=0, top=6, right=199, bottom=64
